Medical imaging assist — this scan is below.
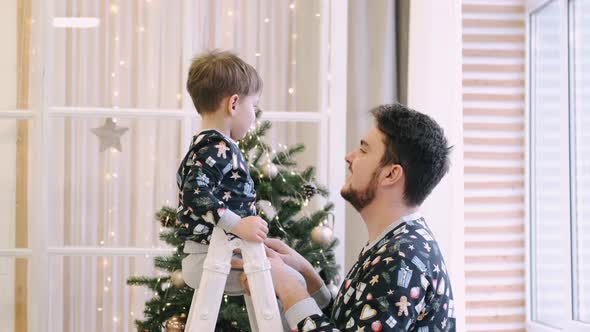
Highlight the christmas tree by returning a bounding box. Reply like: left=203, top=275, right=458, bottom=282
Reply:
left=127, top=113, right=339, bottom=331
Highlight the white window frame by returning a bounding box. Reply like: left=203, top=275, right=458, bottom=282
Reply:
left=0, top=0, right=347, bottom=330
left=526, top=0, right=590, bottom=331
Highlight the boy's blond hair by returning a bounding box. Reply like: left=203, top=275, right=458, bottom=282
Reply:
left=186, top=50, right=263, bottom=114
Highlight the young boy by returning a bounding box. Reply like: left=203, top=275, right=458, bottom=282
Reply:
left=176, top=50, right=269, bottom=295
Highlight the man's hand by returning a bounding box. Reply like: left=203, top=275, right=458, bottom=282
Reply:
left=230, top=216, right=269, bottom=243
left=264, top=238, right=325, bottom=295
left=263, top=238, right=312, bottom=273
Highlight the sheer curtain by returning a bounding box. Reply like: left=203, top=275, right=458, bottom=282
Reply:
left=344, top=0, right=398, bottom=270
left=45, top=1, right=328, bottom=331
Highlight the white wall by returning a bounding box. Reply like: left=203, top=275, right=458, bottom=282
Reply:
left=407, top=1, right=466, bottom=331
left=0, top=1, right=18, bottom=331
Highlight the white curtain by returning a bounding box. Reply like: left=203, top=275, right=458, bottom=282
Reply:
left=344, top=0, right=397, bottom=271
left=46, top=1, right=328, bottom=331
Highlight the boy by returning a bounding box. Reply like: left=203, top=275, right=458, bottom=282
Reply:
left=176, top=50, right=268, bottom=294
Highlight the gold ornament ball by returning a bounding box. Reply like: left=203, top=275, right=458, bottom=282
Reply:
left=171, top=269, right=186, bottom=288
left=311, top=224, right=334, bottom=247
left=165, top=315, right=185, bottom=332
left=262, top=162, right=278, bottom=179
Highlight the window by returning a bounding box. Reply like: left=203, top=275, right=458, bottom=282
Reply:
left=0, top=1, right=348, bottom=331
left=527, top=0, right=590, bottom=330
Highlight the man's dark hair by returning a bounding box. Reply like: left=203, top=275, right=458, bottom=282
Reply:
left=371, top=103, right=452, bottom=206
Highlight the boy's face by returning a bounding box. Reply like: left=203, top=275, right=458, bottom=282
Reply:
left=230, top=94, right=259, bottom=140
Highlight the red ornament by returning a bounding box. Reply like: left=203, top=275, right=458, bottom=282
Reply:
left=371, top=321, right=383, bottom=331
left=371, top=256, right=381, bottom=266
left=345, top=279, right=352, bottom=289
left=366, top=293, right=373, bottom=300
left=410, top=287, right=421, bottom=299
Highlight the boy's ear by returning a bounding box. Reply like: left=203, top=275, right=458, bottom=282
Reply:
left=228, top=94, right=240, bottom=114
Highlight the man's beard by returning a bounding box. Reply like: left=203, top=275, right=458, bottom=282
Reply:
left=340, top=170, right=379, bottom=212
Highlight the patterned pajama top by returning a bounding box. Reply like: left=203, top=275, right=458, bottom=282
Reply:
left=175, top=130, right=256, bottom=244
left=286, top=213, right=456, bottom=332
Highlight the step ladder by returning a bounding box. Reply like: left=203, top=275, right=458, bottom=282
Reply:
left=185, top=226, right=284, bottom=332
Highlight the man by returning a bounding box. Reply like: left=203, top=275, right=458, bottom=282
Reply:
left=240, top=103, right=456, bottom=331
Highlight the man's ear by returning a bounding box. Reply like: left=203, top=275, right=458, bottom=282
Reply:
left=381, top=164, right=404, bottom=186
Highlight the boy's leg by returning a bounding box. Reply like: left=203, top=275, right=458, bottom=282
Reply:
left=181, top=253, right=207, bottom=289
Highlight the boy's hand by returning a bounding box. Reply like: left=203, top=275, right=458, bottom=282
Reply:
left=231, top=216, right=269, bottom=243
